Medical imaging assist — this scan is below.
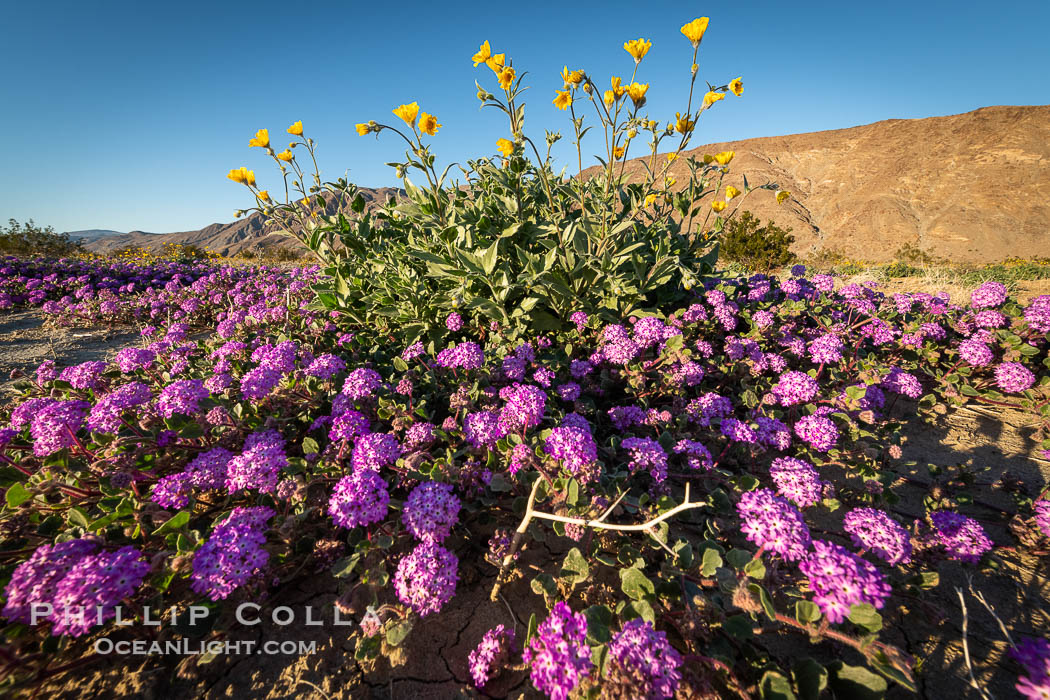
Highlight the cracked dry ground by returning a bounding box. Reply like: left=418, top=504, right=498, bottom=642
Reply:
left=6, top=313, right=1047, bottom=699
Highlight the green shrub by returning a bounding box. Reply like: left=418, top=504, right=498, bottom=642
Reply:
left=718, top=210, right=795, bottom=273
left=231, top=33, right=789, bottom=343
left=0, top=219, right=82, bottom=258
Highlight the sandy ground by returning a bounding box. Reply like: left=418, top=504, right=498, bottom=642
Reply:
left=1, top=308, right=1047, bottom=699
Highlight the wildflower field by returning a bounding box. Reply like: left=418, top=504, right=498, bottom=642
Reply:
left=2, top=17, right=1050, bottom=700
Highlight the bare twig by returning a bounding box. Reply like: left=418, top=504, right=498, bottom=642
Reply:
left=956, top=587, right=995, bottom=700
left=489, top=479, right=706, bottom=600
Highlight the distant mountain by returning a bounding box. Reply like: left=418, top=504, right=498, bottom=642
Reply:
left=82, top=105, right=1049, bottom=262
left=595, top=104, right=1049, bottom=262
left=65, top=229, right=126, bottom=241
left=84, top=187, right=402, bottom=257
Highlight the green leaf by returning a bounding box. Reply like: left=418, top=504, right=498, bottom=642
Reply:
left=793, top=658, right=828, bottom=700
left=5, top=483, right=31, bottom=508
left=827, top=661, right=888, bottom=699
left=301, top=436, right=319, bottom=455
left=385, top=618, right=414, bottom=647
left=744, top=557, right=767, bottom=580
left=526, top=613, right=538, bottom=644
left=795, top=600, right=821, bottom=625
left=152, top=510, right=190, bottom=535
left=726, top=549, right=754, bottom=570
left=848, top=603, right=883, bottom=633
left=531, top=573, right=557, bottom=598
left=583, top=605, right=613, bottom=644
left=723, top=613, right=754, bottom=640
left=700, top=548, right=723, bottom=577
left=67, top=507, right=90, bottom=529
left=331, top=553, right=362, bottom=578
left=747, top=583, right=776, bottom=621
left=620, top=567, right=655, bottom=600
left=560, top=548, right=590, bottom=585
left=759, top=670, right=798, bottom=700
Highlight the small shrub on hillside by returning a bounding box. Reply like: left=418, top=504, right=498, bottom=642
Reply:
left=719, top=210, right=796, bottom=272
left=0, top=219, right=81, bottom=257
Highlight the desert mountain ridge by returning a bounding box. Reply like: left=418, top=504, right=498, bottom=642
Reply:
left=80, top=105, right=1049, bottom=263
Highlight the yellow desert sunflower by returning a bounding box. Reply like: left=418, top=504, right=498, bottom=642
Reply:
left=472, top=40, right=492, bottom=67
left=626, top=82, right=648, bottom=107
left=729, top=77, right=744, bottom=96
left=419, top=112, right=442, bottom=136
left=392, top=102, right=420, bottom=128
left=680, top=18, right=709, bottom=46
left=496, top=138, right=514, bottom=157
left=711, top=200, right=727, bottom=212
left=497, top=66, right=516, bottom=90
left=702, top=91, right=726, bottom=108
left=623, top=38, right=651, bottom=63
left=553, top=90, right=572, bottom=110
left=286, top=121, right=303, bottom=136
left=248, top=129, right=269, bottom=149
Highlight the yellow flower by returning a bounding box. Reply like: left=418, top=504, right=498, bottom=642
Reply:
left=613, top=145, right=626, bottom=159
left=776, top=190, right=791, bottom=204
left=711, top=200, right=727, bottom=212
left=626, top=82, right=648, bottom=107
left=644, top=193, right=658, bottom=207
left=610, top=76, right=625, bottom=98
left=356, top=123, right=371, bottom=136
left=472, top=40, right=492, bottom=67
left=603, top=90, right=615, bottom=106
left=248, top=128, right=270, bottom=149
left=276, top=149, right=294, bottom=161
left=729, top=77, right=743, bottom=96
left=626, top=129, right=637, bottom=139
left=561, top=66, right=584, bottom=86
left=680, top=17, right=709, bottom=46
left=553, top=90, right=572, bottom=110
left=623, top=38, right=652, bottom=63
left=714, top=150, right=735, bottom=165
left=227, top=167, right=256, bottom=187
left=287, top=121, right=303, bottom=136
left=667, top=153, right=679, bottom=162
left=486, top=53, right=506, bottom=73
left=419, top=112, right=441, bottom=136
left=392, top=102, right=420, bottom=128
left=300, top=197, right=311, bottom=208
left=665, top=176, right=676, bottom=188
left=725, top=185, right=740, bottom=200
left=258, top=190, right=270, bottom=201
left=496, top=138, right=514, bottom=157
left=702, top=91, right=726, bottom=108
left=674, top=112, right=695, bottom=134
left=498, top=66, right=515, bottom=90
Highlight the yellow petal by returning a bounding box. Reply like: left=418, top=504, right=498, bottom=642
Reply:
left=248, top=128, right=270, bottom=149
left=286, top=121, right=303, bottom=136
left=496, top=138, right=514, bottom=157
left=711, top=200, right=726, bottom=212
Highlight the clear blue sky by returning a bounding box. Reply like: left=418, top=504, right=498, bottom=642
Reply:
left=2, top=0, right=1047, bottom=234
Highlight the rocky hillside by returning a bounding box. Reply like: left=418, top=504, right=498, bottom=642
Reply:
left=84, top=105, right=1049, bottom=262
left=661, top=104, right=1049, bottom=262
left=84, top=187, right=403, bottom=257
